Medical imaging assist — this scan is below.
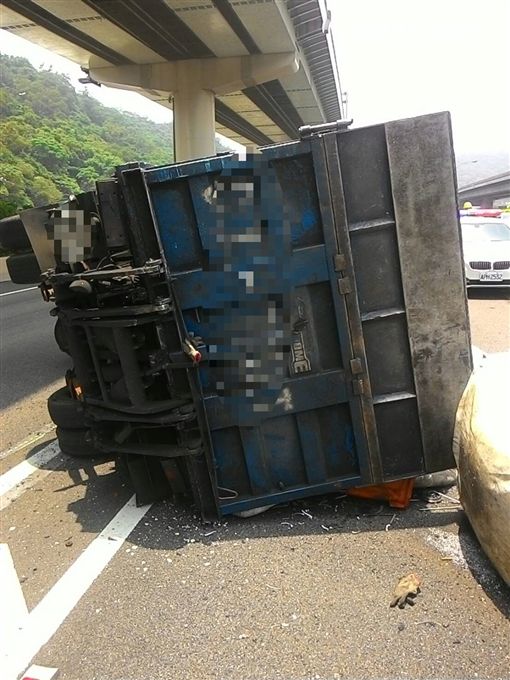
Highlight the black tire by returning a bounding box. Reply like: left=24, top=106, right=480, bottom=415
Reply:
left=56, top=427, right=98, bottom=458
left=48, top=387, right=87, bottom=429
left=6, top=253, right=41, bottom=284
left=54, top=318, right=70, bottom=355
left=0, top=215, right=31, bottom=251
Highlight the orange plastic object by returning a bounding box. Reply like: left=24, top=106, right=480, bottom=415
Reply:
left=346, top=478, right=415, bottom=509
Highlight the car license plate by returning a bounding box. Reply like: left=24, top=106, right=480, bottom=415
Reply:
left=480, top=272, right=503, bottom=281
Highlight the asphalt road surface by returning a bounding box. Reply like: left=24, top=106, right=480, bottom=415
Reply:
left=467, top=288, right=510, bottom=353
left=0, top=280, right=70, bottom=450
left=0, top=289, right=508, bottom=680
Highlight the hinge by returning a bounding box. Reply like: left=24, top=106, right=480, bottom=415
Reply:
left=337, top=276, right=351, bottom=294
left=352, top=378, right=365, bottom=395
left=333, top=253, right=347, bottom=271
left=350, top=357, right=363, bottom=375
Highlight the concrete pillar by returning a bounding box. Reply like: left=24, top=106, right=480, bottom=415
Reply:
left=88, top=53, right=299, bottom=162
left=172, top=87, right=215, bottom=161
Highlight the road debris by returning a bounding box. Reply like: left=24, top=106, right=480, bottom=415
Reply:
left=385, top=513, right=397, bottom=531
left=425, top=490, right=460, bottom=504
left=419, top=505, right=463, bottom=512
left=432, top=490, right=461, bottom=503
left=415, top=620, right=440, bottom=627
left=389, top=573, right=421, bottom=608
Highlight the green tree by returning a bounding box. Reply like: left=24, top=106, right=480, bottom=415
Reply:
left=0, top=53, right=181, bottom=218
left=0, top=162, right=32, bottom=208
left=31, top=176, right=62, bottom=205
left=31, top=128, right=70, bottom=171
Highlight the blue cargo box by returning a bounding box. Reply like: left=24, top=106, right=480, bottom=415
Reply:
left=118, top=112, right=472, bottom=516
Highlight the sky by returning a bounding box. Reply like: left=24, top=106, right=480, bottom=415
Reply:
left=332, top=0, right=510, bottom=154
left=1, top=0, right=509, bottom=156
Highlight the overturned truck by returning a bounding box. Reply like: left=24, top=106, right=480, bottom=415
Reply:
left=6, top=112, right=472, bottom=519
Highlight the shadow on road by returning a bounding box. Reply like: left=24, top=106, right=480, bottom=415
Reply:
left=457, top=515, right=510, bottom=618
left=0, top=282, right=71, bottom=409
left=22, top=441, right=509, bottom=620
left=17, top=438, right=129, bottom=534
left=0, top=350, right=70, bottom=411
left=61, top=454, right=509, bottom=609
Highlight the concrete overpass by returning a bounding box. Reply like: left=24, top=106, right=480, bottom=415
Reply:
left=0, top=0, right=345, bottom=161
left=458, top=171, right=510, bottom=208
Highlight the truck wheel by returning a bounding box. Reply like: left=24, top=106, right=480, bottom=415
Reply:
left=54, top=319, right=70, bottom=355
left=56, top=427, right=98, bottom=458
left=0, top=215, right=31, bottom=251
left=6, top=253, right=41, bottom=284
left=48, top=387, right=87, bottom=429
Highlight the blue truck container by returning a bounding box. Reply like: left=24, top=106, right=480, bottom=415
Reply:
left=14, top=112, right=472, bottom=518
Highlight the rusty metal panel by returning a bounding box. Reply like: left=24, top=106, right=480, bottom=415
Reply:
left=138, top=112, right=473, bottom=516
left=385, top=112, right=472, bottom=470
left=31, top=102, right=474, bottom=519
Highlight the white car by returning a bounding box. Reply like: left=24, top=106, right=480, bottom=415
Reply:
left=461, top=215, right=510, bottom=287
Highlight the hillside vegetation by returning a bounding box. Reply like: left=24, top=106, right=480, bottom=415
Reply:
left=0, top=54, right=177, bottom=218
left=2, top=54, right=507, bottom=221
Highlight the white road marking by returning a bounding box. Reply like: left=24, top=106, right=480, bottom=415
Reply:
left=0, top=286, right=38, bottom=297
left=0, top=544, right=29, bottom=650
left=21, top=665, right=59, bottom=680
left=0, top=424, right=56, bottom=461
left=2, top=495, right=151, bottom=680
left=0, top=442, right=60, bottom=506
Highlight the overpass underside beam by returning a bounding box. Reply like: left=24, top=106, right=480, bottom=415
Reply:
left=89, top=54, right=299, bottom=161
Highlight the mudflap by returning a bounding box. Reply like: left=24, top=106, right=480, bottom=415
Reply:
left=125, top=455, right=176, bottom=507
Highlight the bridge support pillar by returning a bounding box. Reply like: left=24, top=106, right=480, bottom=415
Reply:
left=172, top=87, right=216, bottom=161
left=88, top=53, right=298, bottom=161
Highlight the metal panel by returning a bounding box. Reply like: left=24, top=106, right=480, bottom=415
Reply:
left=331, top=123, right=423, bottom=478
left=143, top=152, right=371, bottom=514
left=385, top=112, right=472, bottom=470
left=121, top=111, right=471, bottom=516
